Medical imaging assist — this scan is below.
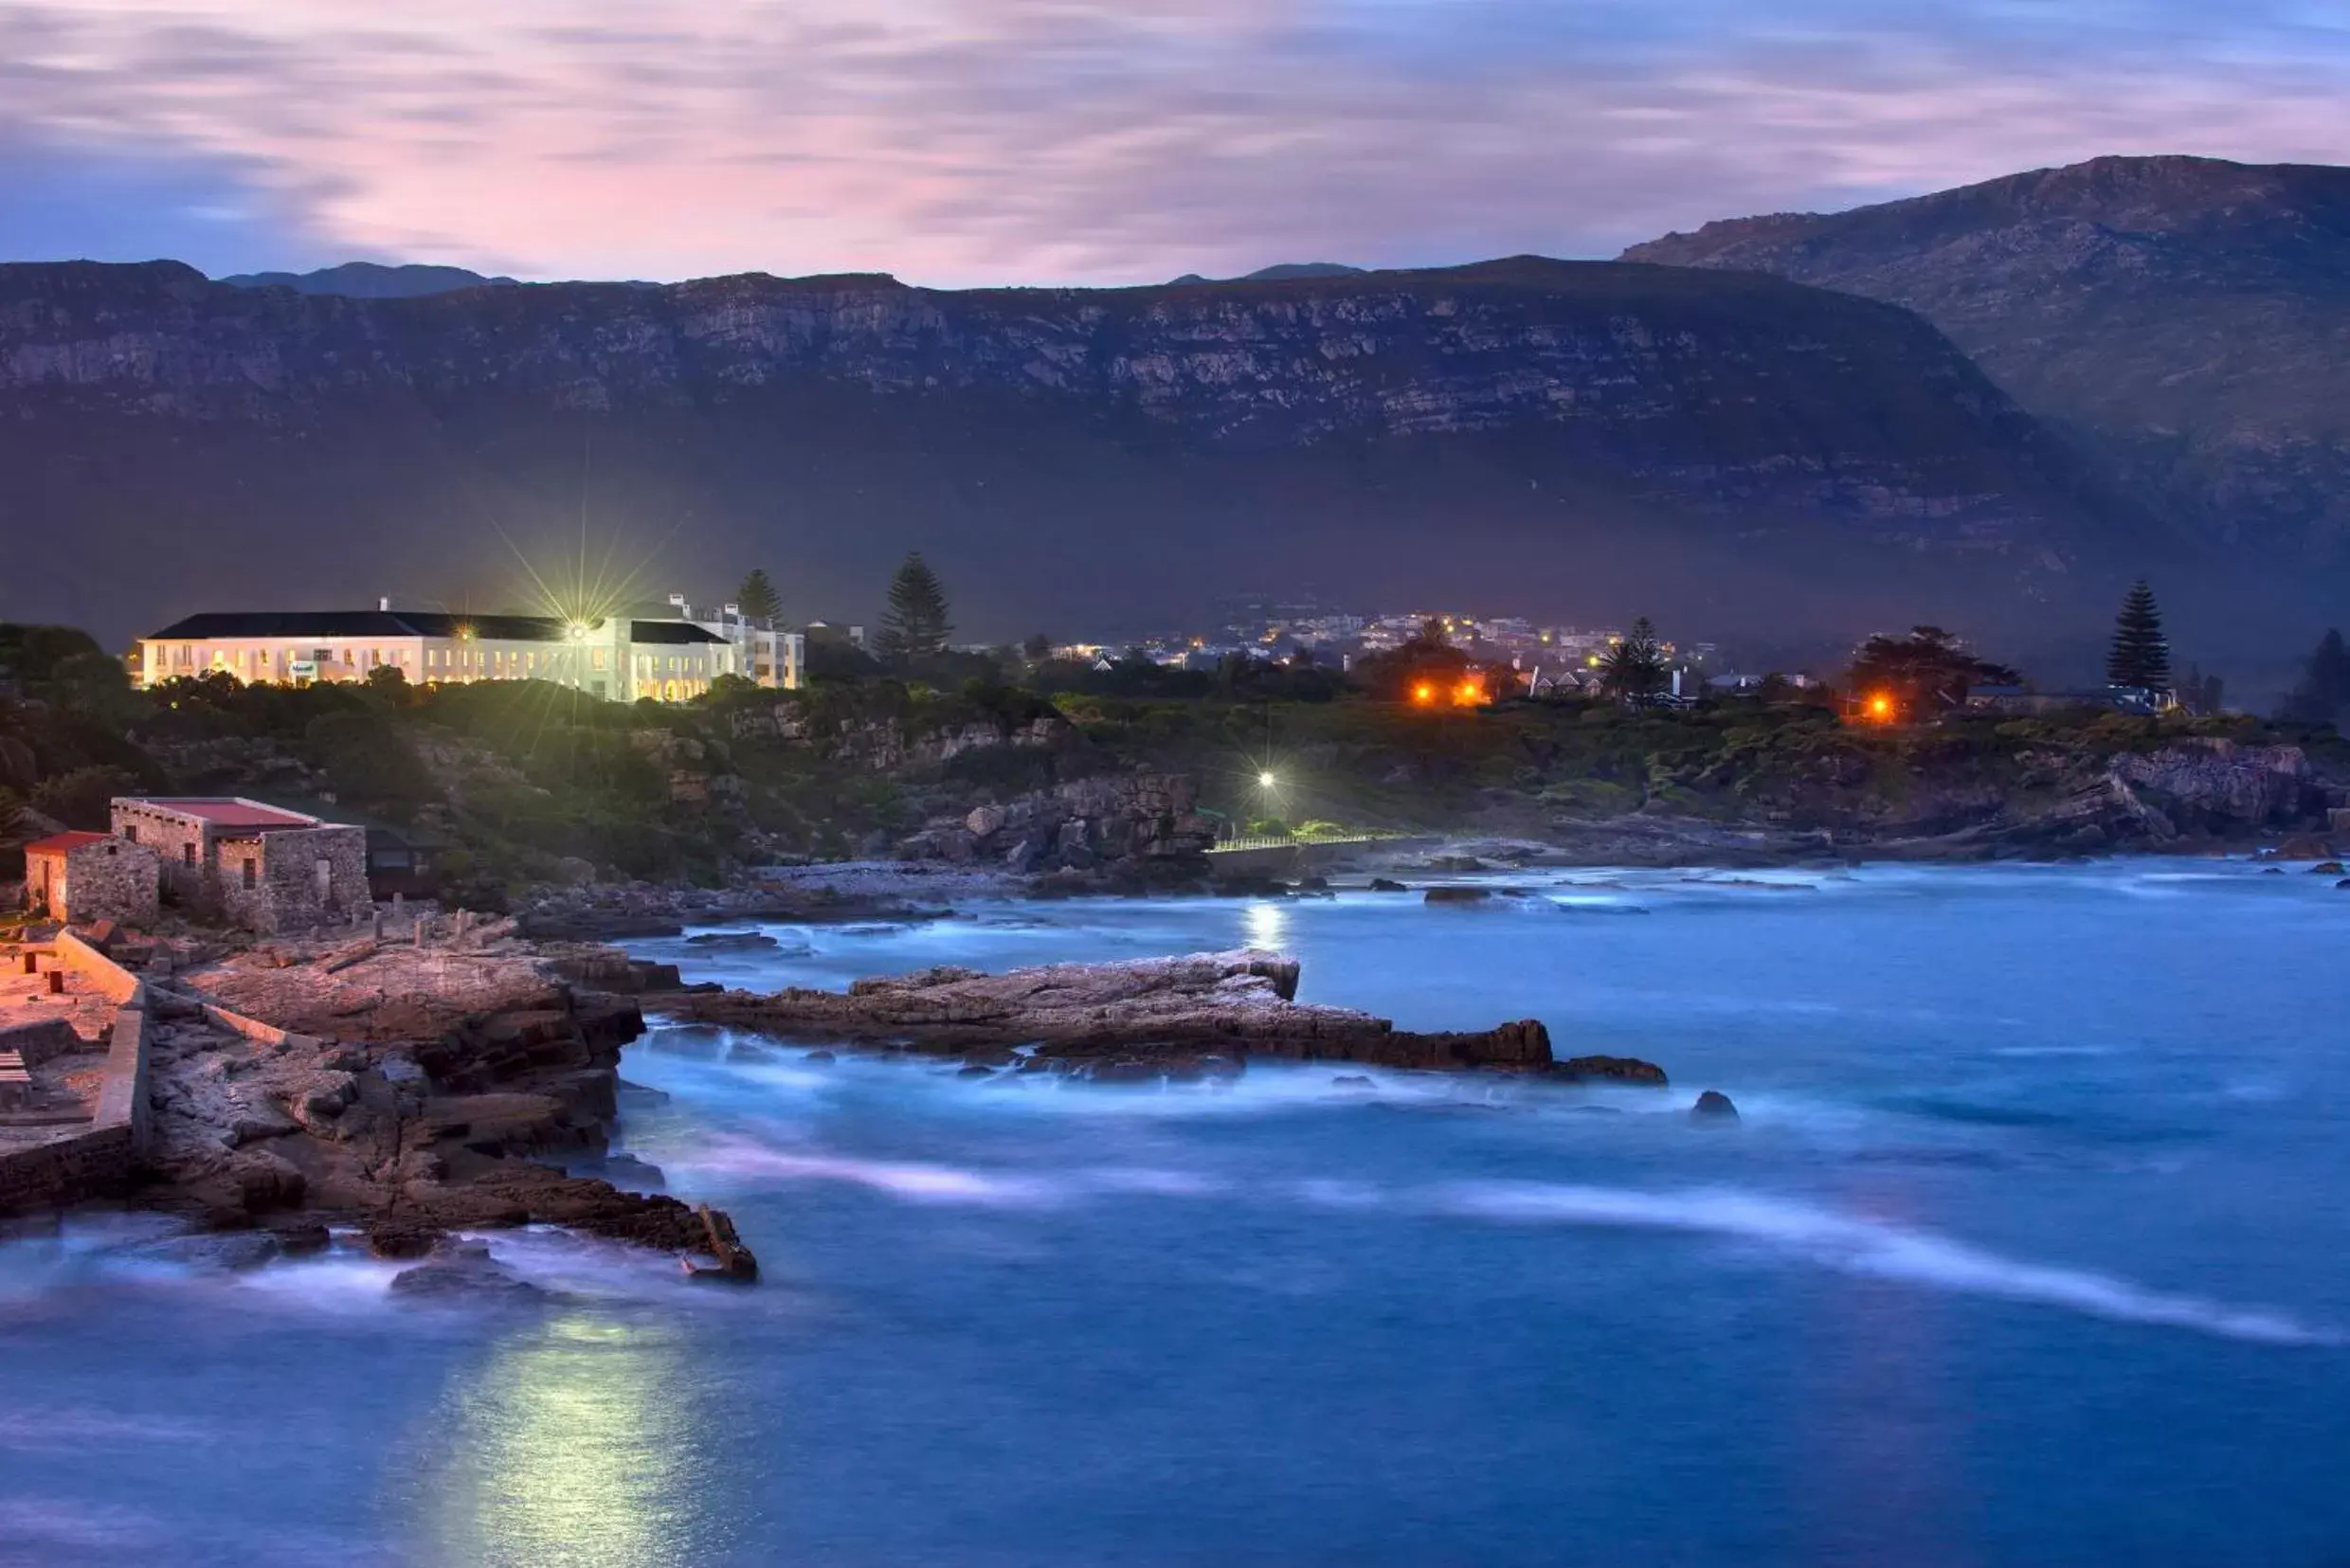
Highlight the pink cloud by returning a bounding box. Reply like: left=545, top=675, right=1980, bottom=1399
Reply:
left=4, top=1, right=2348, bottom=281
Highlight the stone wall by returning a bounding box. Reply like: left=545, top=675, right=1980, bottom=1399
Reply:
left=58, top=837, right=161, bottom=927
left=115, top=799, right=212, bottom=902
left=0, top=948, right=152, bottom=1215
left=233, top=824, right=370, bottom=933
left=54, top=929, right=147, bottom=1008
left=0, top=1124, right=137, bottom=1214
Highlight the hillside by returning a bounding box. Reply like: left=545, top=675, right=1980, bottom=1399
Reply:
left=0, top=256, right=2147, bottom=654
left=1623, top=155, right=2350, bottom=573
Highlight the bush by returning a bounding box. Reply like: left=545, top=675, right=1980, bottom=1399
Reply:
left=30, top=765, right=140, bottom=830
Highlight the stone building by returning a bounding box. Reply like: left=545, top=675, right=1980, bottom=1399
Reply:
left=22, top=832, right=162, bottom=927
left=111, top=798, right=370, bottom=933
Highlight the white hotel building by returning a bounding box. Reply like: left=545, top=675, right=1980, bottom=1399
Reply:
left=138, top=602, right=804, bottom=702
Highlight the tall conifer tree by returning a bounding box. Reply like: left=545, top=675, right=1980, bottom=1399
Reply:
left=2106, top=580, right=2172, bottom=691
left=877, top=552, right=953, bottom=663
left=734, top=568, right=783, bottom=623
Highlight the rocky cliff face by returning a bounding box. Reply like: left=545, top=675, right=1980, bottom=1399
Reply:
left=1623, top=155, right=2350, bottom=574
left=0, top=257, right=2126, bottom=650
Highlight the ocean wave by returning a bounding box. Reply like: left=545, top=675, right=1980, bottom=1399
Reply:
left=1432, top=1181, right=2337, bottom=1346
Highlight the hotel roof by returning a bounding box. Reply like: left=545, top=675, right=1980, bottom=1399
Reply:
left=145, top=611, right=724, bottom=645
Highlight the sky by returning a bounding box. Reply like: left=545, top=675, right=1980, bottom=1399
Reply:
left=3, top=1, right=2347, bottom=287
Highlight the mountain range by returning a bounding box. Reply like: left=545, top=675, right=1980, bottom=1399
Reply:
left=1623, top=155, right=2350, bottom=571
left=4, top=156, right=2343, bottom=684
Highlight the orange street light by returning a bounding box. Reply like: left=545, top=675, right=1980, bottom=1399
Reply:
left=1412, top=681, right=1437, bottom=706
left=1866, top=692, right=1896, bottom=723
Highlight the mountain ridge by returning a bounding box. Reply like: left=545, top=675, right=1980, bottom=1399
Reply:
left=0, top=253, right=2181, bottom=658
left=1621, top=154, right=2350, bottom=567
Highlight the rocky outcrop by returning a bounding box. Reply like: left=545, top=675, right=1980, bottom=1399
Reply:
left=137, top=943, right=758, bottom=1278
left=901, top=772, right=1217, bottom=877
left=675, top=948, right=1617, bottom=1077
left=2015, top=740, right=2316, bottom=850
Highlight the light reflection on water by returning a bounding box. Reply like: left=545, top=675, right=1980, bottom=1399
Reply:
left=414, top=1314, right=726, bottom=1568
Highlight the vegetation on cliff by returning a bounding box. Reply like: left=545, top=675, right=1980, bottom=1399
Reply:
left=5, top=612, right=2348, bottom=902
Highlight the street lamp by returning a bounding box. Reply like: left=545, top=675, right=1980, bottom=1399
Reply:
left=1257, top=770, right=1278, bottom=789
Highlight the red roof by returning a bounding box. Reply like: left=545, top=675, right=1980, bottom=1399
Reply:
left=24, top=832, right=111, bottom=856
left=131, top=798, right=318, bottom=829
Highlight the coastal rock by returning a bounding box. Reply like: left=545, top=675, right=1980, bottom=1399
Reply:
left=1368, top=878, right=1410, bottom=892
left=676, top=950, right=1570, bottom=1074
left=2268, top=833, right=2335, bottom=860
left=389, top=1240, right=545, bottom=1303
left=683, top=931, right=781, bottom=951
left=2310, top=860, right=2344, bottom=874
left=1555, top=1055, right=1671, bottom=1087
left=1423, top=887, right=1492, bottom=905
left=1690, top=1090, right=1741, bottom=1123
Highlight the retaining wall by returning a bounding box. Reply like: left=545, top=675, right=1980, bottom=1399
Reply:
left=0, top=940, right=153, bottom=1214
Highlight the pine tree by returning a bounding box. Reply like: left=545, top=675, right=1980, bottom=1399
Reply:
left=877, top=552, right=953, bottom=663
left=2106, top=580, right=2172, bottom=691
left=734, top=568, right=783, bottom=623
left=1599, top=616, right=1669, bottom=701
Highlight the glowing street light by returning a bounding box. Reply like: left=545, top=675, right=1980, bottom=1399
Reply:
left=1257, top=770, right=1279, bottom=789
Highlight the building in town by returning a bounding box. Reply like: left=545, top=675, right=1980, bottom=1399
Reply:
left=639, top=593, right=805, bottom=690
left=112, top=797, right=369, bottom=933
left=22, top=831, right=162, bottom=927
left=135, top=603, right=760, bottom=701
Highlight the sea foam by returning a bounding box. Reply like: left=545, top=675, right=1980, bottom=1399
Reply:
left=1433, top=1181, right=2337, bottom=1346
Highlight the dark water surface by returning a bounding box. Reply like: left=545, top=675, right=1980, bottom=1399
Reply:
left=7, top=863, right=2350, bottom=1566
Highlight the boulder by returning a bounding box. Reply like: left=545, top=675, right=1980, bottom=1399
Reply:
left=2269, top=834, right=2336, bottom=861
left=1554, top=1055, right=1671, bottom=1087
left=389, top=1240, right=546, bottom=1303
left=684, top=930, right=781, bottom=950
left=1331, top=1074, right=1375, bottom=1090
left=2309, top=861, right=2344, bottom=874
left=1368, top=878, right=1410, bottom=892
left=967, top=804, right=1008, bottom=838
left=365, top=1218, right=444, bottom=1259
left=1690, top=1090, right=1740, bottom=1123
left=1423, top=887, right=1491, bottom=905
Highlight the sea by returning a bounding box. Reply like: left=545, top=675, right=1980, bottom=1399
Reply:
left=4, top=861, right=2349, bottom=1567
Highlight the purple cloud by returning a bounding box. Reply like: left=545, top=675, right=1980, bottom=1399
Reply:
left=2, top=0, right=2346, bottom=282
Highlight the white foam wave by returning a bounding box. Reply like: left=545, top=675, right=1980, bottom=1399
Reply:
left=673, top=1140, right=1064, bottom=1206
left=1436, top=1181, right=2336, bottom=1346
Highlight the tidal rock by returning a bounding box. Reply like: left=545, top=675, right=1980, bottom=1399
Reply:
left=1331, top=1074, right=1375, bottom=1090
left=679, top=951, right=1563, bottom=1073
left=804, top=1049, right=837, bottom=1066
left=1690, top=1090, right=1741, bottom=1123
left=389, top=1241, right=545, bottom=1304
left=365, top=1219, right=445, bottom=1260
left=1554, top=1055, right=1671, bottom=1087
left=1368, top=878, right=1410, bottom=892
left=2310, top=860, right=2344, bottom=874
left=1424, top=887, right=1492, bottom=905
left=2269, top=834, right=2335, bottom=860
left=684, top=930, right=781, bottom=951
